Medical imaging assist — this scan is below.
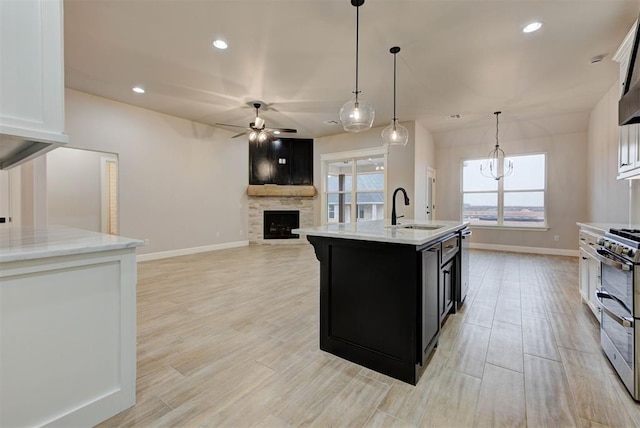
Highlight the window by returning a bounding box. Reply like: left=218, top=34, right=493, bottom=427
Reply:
left=321, top=148, right=387, bottom=224
left=462, top=153, right=546, bottom=227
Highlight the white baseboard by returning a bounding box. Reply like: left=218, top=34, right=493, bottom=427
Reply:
left=469, top=242, right=578, bottom=257
left=137, top=240, right=249, bottom=262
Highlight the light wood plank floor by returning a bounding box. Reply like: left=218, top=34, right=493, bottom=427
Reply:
left=98, top=245, right=640, bottom=427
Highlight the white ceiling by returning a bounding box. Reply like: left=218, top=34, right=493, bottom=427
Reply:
left=63, top=0, right=640, bottom=140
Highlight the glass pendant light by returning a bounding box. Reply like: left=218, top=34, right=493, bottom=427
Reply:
left=480, top=111, right=514, bottom=180
left=339, top=0, right=374, bottom=132
left=382, top=46, right=409, bottom=147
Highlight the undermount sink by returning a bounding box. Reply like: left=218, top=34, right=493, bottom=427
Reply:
left=399, top=224, right=445, bottom=230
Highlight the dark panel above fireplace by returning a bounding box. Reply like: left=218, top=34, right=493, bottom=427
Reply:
left=249, top=138, right=313, bottom=186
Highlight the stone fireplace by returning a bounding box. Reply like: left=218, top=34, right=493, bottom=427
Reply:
left=248, top=185, right=315, bottom=244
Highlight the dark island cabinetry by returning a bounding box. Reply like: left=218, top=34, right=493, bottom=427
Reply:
left=421, top=244, right=440, bottom=366
left=439, top=234, right=459, bottom=323
left=307, top=232, right=460, bottom=385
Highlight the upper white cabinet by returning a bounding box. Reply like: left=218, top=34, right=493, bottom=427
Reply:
left=616, top=21, right=640, bottom=179
left=0, top=0, right=68, bottom=170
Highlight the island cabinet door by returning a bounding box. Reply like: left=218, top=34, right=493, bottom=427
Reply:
left=440, top=258, right=455, bottom=322
left=421, top=245, right=440, bottom=365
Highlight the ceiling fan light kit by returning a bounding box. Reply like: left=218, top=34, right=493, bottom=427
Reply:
left=339, top=0, right=375, bottom=133
left=382, top=46, right=409, bottom=147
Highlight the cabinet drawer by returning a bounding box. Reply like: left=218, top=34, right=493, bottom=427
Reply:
left=441, top=235, right=459, bottom=264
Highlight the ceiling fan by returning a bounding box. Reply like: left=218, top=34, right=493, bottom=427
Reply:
left=216, top=102, right=297, bottom=143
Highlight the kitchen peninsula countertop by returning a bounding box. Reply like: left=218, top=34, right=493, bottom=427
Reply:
left=293, top=219, right=469, bottom=246
left=0, top=225, right=144, bottom=263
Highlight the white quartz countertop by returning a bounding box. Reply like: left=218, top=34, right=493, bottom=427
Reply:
left=293, top=219, right=469, bottom=246
left=576, top=222, right=640, bottom=234
left=0, top=225, right=144, bottom=263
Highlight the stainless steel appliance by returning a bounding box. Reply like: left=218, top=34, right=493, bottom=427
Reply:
left=457, top=227, right=471, bottom=309
left=595, top=228, right=640, bottom=400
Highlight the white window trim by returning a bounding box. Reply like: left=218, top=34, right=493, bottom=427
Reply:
left=321, top=147, right=388, bottom=225
left=460, top=152, right=548, bottom=229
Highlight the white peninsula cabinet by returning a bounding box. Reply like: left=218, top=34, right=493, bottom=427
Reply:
left=0, top=226, right=143, bottom=427
left=577, top=223, right=604, bottom=321
left=0, top=0, right=68, bottom=169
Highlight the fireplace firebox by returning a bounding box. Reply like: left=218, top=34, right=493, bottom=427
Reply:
left=263, top=210, right=300, bottom=240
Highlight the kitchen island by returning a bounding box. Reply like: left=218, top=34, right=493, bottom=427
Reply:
left=294, top=219, right=469, bottom=385
left=0, top=225, right=143, bottom=427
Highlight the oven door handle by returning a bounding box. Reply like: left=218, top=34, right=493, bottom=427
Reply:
left=596, top=291, right=634, bottom=327
left=594, top=249, right=633, bottom=271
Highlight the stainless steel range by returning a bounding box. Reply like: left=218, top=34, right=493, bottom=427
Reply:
left=595, top=228, right=640, bottom=400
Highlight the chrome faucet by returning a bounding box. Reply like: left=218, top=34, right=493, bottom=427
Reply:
left=391, top=187, right=410, bottom=225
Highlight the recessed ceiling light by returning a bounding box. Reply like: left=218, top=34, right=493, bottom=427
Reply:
left=132, top=86, right=145, bottom=94
left=523, top=22, right=542, bottom=33
left=213, top=39, right=228, bottom=50
left=273, top=131, right=281, bottom=135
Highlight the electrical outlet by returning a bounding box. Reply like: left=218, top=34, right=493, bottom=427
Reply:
left=553, top=235, right=560, bottom=242
left=144, top=238, right=150, bottom=245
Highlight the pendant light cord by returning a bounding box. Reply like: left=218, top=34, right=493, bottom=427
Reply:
left=495, top=111, right=501, bottom=148
left=354, top=4, right=360, bottom=100
left=393, top=50, right=397, bottom=121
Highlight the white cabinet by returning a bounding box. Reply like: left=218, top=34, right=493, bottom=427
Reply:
left=0, top=0, right=68, bottom=169
left=0, top=227, right=142, bottom=427
left=616, top=21, right=640, bottom=179
left=579, top=229, right=602, bottom=321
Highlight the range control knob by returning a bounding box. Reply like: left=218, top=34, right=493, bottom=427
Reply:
left=597, top=237, right=605, bottom=246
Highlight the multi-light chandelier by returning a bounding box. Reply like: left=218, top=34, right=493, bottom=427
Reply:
left=480, top=111, right=513, bottom=180
left=339, top=0, right=375, bottom=133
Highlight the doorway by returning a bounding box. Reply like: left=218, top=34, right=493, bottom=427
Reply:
left=426, top=167, right=436, bottom=221
left=102, top=157, right=119, bottom=235
left=0, top=170, right=9, bottom=225
left=47, top=147, right=119, bottom=234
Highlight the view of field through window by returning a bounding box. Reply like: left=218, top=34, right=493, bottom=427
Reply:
left=462, top=154, right=545, bottom=226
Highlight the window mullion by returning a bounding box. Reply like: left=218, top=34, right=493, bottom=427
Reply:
left=351, top=159, right=357, bottom=223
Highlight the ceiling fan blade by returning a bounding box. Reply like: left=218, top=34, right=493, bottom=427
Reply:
left=267, top=127, right=298, bottom=133
left=231, top=132, right=248, bottom=138
left=215, top=123, right=249, bottom=130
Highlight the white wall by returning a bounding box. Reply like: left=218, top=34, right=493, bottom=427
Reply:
left=313, top=121, right=416, bottom=225
left=587, top=81, right=630, bottom=223
left=63, top=89, right=248, bottom=255
left=435, top=113, right=589, bottom=251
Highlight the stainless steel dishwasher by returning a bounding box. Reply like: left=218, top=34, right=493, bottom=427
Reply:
left=458, top=228, right=471, bottom=308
